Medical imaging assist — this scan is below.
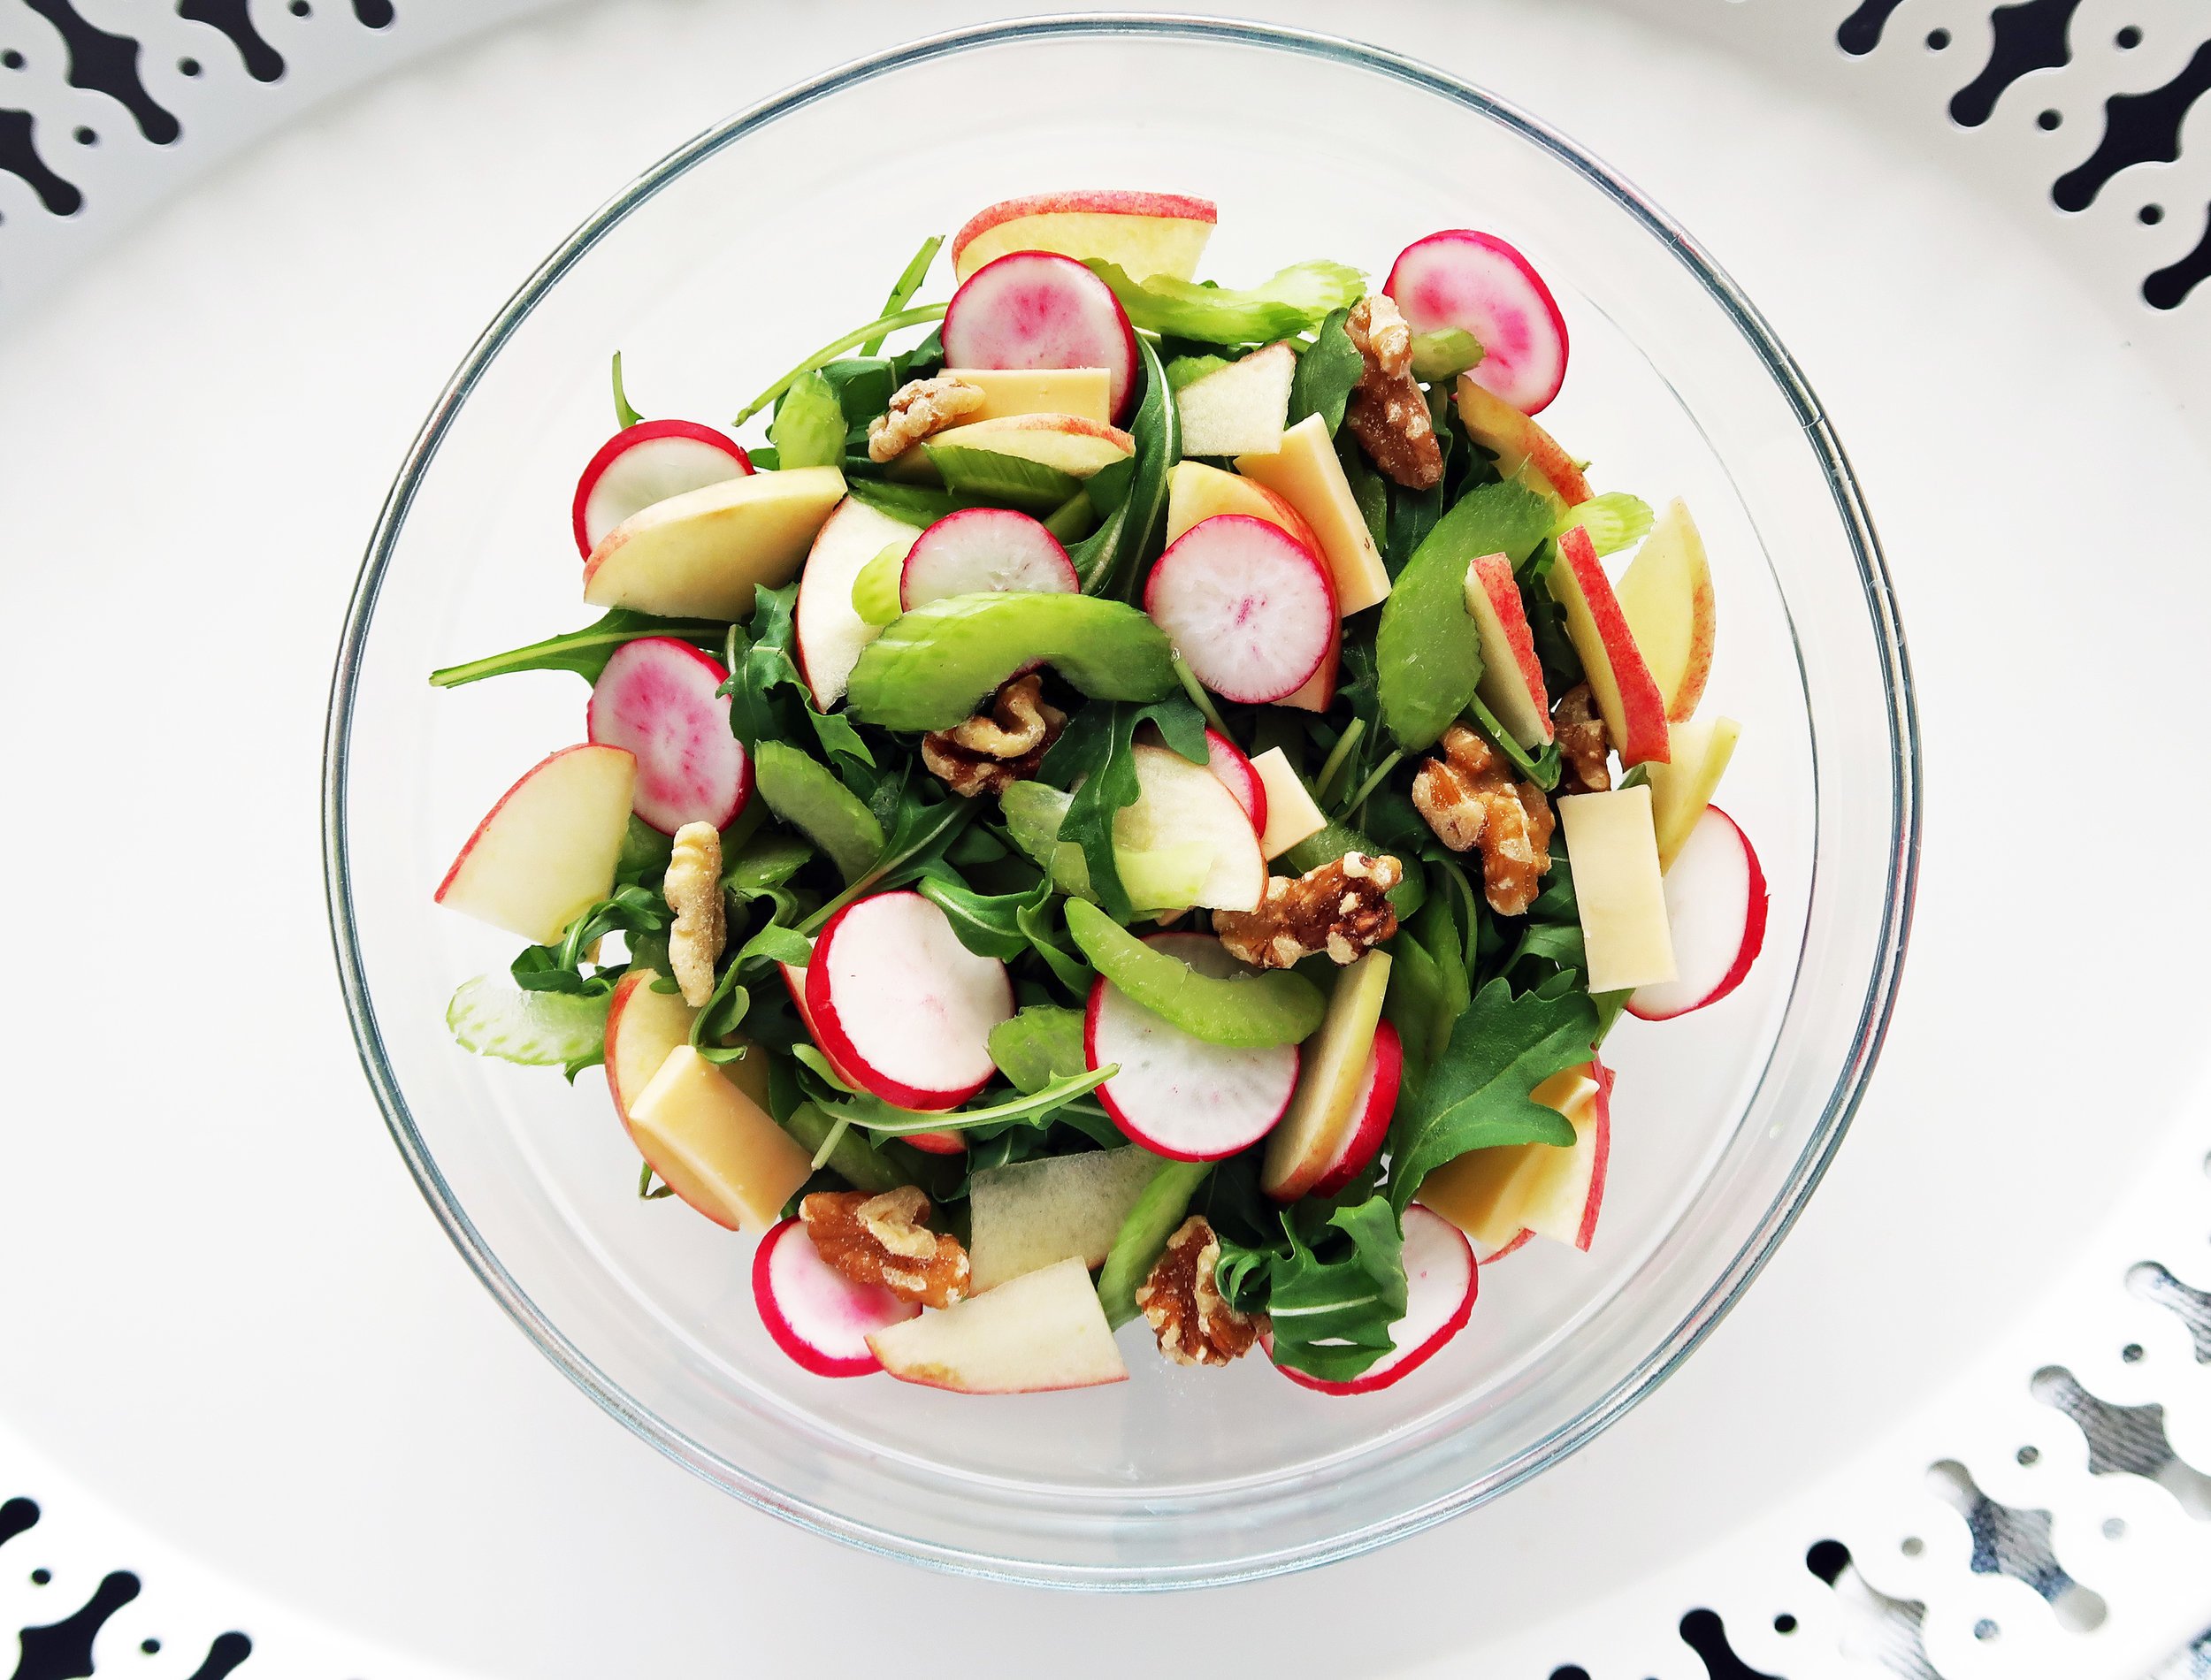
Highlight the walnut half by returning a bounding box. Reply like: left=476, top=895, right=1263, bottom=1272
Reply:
left=1343, top=294, right=1443, bottom=492
left=1214, top=851, right=1402, bottom=971
left=1136, top=1216, right=1266, bottom=1367
left=1410, top=725, right=1556, bottom=916
left=662, top=821, right=725, bottom=1007
left=866, top=374, right=985, bottom=463
left=921, top=673, right=1067, bottom=797
left=800, top=1187, right=970, bottom=1309
left=1553, top=682, right=1612, bottom=796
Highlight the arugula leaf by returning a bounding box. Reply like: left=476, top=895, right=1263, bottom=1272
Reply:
left=429, top=610, right=724, bottom=689
left=770, top=370, right=847, bottom=470
left=610, top=350, right=645, bottom=428
left=1287, top=308, right=1365, bottom=434
left=509, top=884, right=667, bottom=997
left=1037, top=695, right=1207, bottom=921
left=797, top=793, right=975, bottom=935
left=1074, top=335, right=1178, bottom=599
left=861, top=233, right=943, bottom=356
left=614, top=815, right=672, bottom=889
left=1014, top=882, right=1094, bottom=994
left=924, top=445, right=1082, bottom=511
left=917, top=875, right=1033, bottom=961
left=1337, top=434, right=1389, bottom=554
left=1088, top=259, right=1365, bottom=343
left=1463, top=691, right=1563, bottom=790
left=844, top=478, right=967, bottom=527
left=724, top=829, right=813, bottom=891
left=1214, top=1194, right=1409, bottom=1382
left=735, top=302, right=948, bottom=425
left=987, top=1005, right=1088, bottom=1093
left=720, top=584, right=875, bottom=775
left=799, top=1053, right=1116, bottom=1137
left=1386, top=975, right=1597, bottom=1215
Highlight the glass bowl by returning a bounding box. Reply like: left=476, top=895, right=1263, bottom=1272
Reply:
left=324, top=16, right=1916, bottom=1588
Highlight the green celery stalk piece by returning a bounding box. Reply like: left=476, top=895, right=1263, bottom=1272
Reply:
left=446, top=975, right=608, bottom=1067
left=1097, top=1159, right=1213, bottom=1328
left=1064, top=900, right=1323, bottom=1048
left=844, top=592, right=1177, bottom=732
left=751, top=742, right=884, bottom=882
left=777, top=1100, right=907, bottom=1194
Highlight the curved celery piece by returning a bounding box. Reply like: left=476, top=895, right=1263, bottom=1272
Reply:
left=776, top=1100, right=906, bottom=1195
left=1064, top=900, right=1324, bottom=1048
left=1097, top=1159, right=1213, bottom=1328
left=998, top=782, right=1213, bottom=912
left=751, top=741, right=884, bottom=882
left=843, top=592, right=1177, bottom=733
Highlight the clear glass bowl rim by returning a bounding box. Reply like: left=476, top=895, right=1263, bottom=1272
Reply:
left=321, top=11, right=1922, bottom=1589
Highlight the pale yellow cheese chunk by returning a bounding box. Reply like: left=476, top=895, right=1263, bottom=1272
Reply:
left=1556, top=787, right=1676, bottom=992
left=628, top=1044, right=813, bottom=1232
left=947, top=367, right=1113, bottom=424
left=1249, top=747, right=1327, bottom=861
left=1235, top=414, right=1392, bottom=615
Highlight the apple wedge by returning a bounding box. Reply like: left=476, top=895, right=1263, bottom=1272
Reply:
left=626, top=1043, right=815, bottom=1233
left=1306, top=1020, right=1402, bottom=1198
left=1114, top=743, right=1268, bottom=913
left=1453, top=376, right=1590, bottom=508
left=893, top=412, right=1135, bottom=482
left=1615, top=499, right=1715, bottom=722
left=434, top=744, right=637, bottom=943
left=1463, top=551, right=1553, bottom=749
left=1556, top=786, right=1675, bottom=993
left=946, top=366, right=1113, bottom=424
left=581, top=465, right=844, bottom=620
left=968, top=1147, right=1163, bottom=1292
left=1419, top=1065, right=1609, bottom=1252
left=603, top=967, right=697, bottom=1138
left=1174, top=341, right=1297, bottom=457
left=1548, top=525, right=1671, bottom=767
left=793, top=495, right=922, bottom=710
left=1261, top=951, right=1393, bottom=1200
left=1648, top=714, right=1740, bottom=871
left=1163, top=460, right=1320, bottom=549
left=867, top=1255, right=1129, bottom=1393
left=1249, top=748, right=1329, bottom=861
left=1236, top=414, right=1392, bottom=615
left=951, top=189, right=1216, bottom=283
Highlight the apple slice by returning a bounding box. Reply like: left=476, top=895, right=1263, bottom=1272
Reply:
left=868, top=1254, right=1128, bottom=1393
left=1627, top=806, right=1767, bottom=1021
left=1305, top=1020, right=1402, bottom=1198
left=582, top=465, right=844, bottom=620
left=1615, top=499, right=1716, bottom=723
left=777, top=952, right=963, bottom=1153
left=894, top=412, right=1136, bottom=483
left=434, top=744, right=637, bottom=943
left=900, top=507, right=1077, bottom=609
left=1548, top=524, right=1670, bottom=767
left=1556, top=786, right=1675, bottom=993
left=572, top=419, right=752, bottom=558
left=754, top=1216, right=917, bottom=1377
left=1276, top=1206, right=1475, bottom=1395
left=950, top=189, right=1216, bottom=284
left=1236, top=413, right=1393, bottom=615
left=1204, top=728, right=1266, bottom=835
left=1649, top=715, right=1741, bottom=871
left=1260, top=951, right=1393, bottom=1200
left=1143, top=515, right=1336, bottom=704
left=941, top=252, right=1140, bottom=421
left=1276, top=622, right=1340, bottom=714
left=946, top=366, right=1113, bottom=424
left=1454, top=377, right=1590, bottom=507
left=1163, top=460, right=1320, bottom=549
left=1419, top=1066, right=1609, bottom=1252
left=585, top=637, right=751, bottom=835
left=1088, top=934, right=1299, bottom=1160
left=968, top=1147, right=1163, bottom=1292
left=1249, top=747, right=1328, bottom=861
left=604, top=967, right=697, bottom=1137
left=1386, top=230, right=1570, bottom=415
left=627, top=1043, right=815, bottom=1232
left=1114, top=743, right=1267, bottom=913
left=1463, top=552, right=1553, bottom=749
left=793, top=495, right=922, bottom=711
left=1174, top=341, right=1297, bottom=457
left=807, top=890, right=1015, bottom=1111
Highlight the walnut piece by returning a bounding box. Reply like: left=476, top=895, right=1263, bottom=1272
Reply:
left=662, top=821, right=725, bottom=1007
left=1214, top=851, right=1403, bottom=971
left=866, top=374, right=986, bottom=463
left=1136, top=1216, right=1266, bottom=1368
left=1343, top=294, right=1443, bottom=492
left=800, top=1186, right=970, bottom=1309
left=921, top=673, right=1067, bottom=797
left=1553, top=682, right=1612, bottom=796
left=1411, top=725, right=1556, bottom=916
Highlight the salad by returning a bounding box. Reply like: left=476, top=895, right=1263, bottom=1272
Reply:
left=430, top=189, right=1768, bottom=1396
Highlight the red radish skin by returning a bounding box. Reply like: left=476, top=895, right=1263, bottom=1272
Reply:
left=571, top=419, right=752, bottom=557
left=808, top=892, right=1014, bottom=1111
left=1276, top=1206, right=1476, bottom=1395
left=585, top=637, right=752, bottom=835
left=1627, top=806, right=1769, bottom=1020
left=900, top=508, right=1078, bottom=609
left=1143, top=515, right=1336, bottom=705
left=753, top=1218, right=916, bottom=1377
left=779, top=958, right=964, bottom=1152
left=1304, top=1020, right=1402, bottom=1198
left=1386, top=231, right=1570, bottom=415
left=941, top=251, right=1140, bottom=421
left=1085, top=934, right=1298, bottom=1161
left=951, top=190, right=1217, bottom=271
left=1204, top=728, right=1267, bottom=836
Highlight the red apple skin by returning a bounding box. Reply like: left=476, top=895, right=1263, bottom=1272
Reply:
left=753, top=1218, right=914, bottom=1378
left=1625, top=807, right=1770, bottom=1022
left=1572, top=1059, right=1614, bottom=1252
left=1274, top=1207, right=1476, bottom=1395
left=807, top=894, right=1007, bottom=1113
left=1468, top=551, right=1553, bottom=744
left=570, top=419, right=752, bottom=558
left=602, top=969, right=740, bottom=1232
left=1205, top=728, right=1268, bottom=836
left=1557, top=526, right=1671, bottom=767
left=432, top=743, right=631, bottom=911
left=1303, top=1021, right=1402, bottom=1199
left=778, top=958, right=968, bottom=1152
left=1479, top=1230, right=1534, bottom=1267
left=950, top=190, right=1217, bottom=267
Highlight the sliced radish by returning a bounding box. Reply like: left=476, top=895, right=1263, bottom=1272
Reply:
left=585, top=637, right=751, bottom=834
left=1276, top=1205, right=1475, bottom=1395
left=1142, top=515, right=1336, bottom=705
left=1305, top=1020, right=1402, bottom=1198
left=754, top=1217, right=917, bottom=1377
left=572, top=419, right=752, bottom=557
left=1085, top=933, right=1298, bottom=1160
left=1626, top=806, right=1768, bottom=1021
left=900, top=507, right=1079, bottom=610
left=1386, top=231, right=1570, bottom=416
left=778, top=954, right=964, bottom=1152
left=807, top=891, right=1014, bottom=1111
left=941, top=251, right=1139, bottom=422
left=1204, top=728, right=1267, bottom=836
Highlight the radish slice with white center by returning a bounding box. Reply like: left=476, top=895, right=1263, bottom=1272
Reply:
left=1086, top=934, right=1299, bottom=1160
left=1305, top=1019, right=1401, bottom=1198
left=1143, top=515, right=1336, bottom=705
left=779, top=953, right=964, bottom=1152
left=585, top=637, right=751, bottom=834
left=753, top=1217, right=917, bottom=1377
left=900, top=507, right=1079, bottom=609
left=1626, top=806, right=1768, bottom=1021
left=1385, top=231, right=1570, bottom=416
left=807, top=891, right=1015, bottom=1111
left=1276, top=1205, right=1476, bottom=1395
left=1204, top=728, right=1267, bottom=836
left=941, top=251, right=1139, bottom=422
left=572, top=419, right=752, bottom=557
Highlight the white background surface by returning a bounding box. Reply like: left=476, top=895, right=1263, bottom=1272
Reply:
left=0, top=1, right=2206, bottom=1674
